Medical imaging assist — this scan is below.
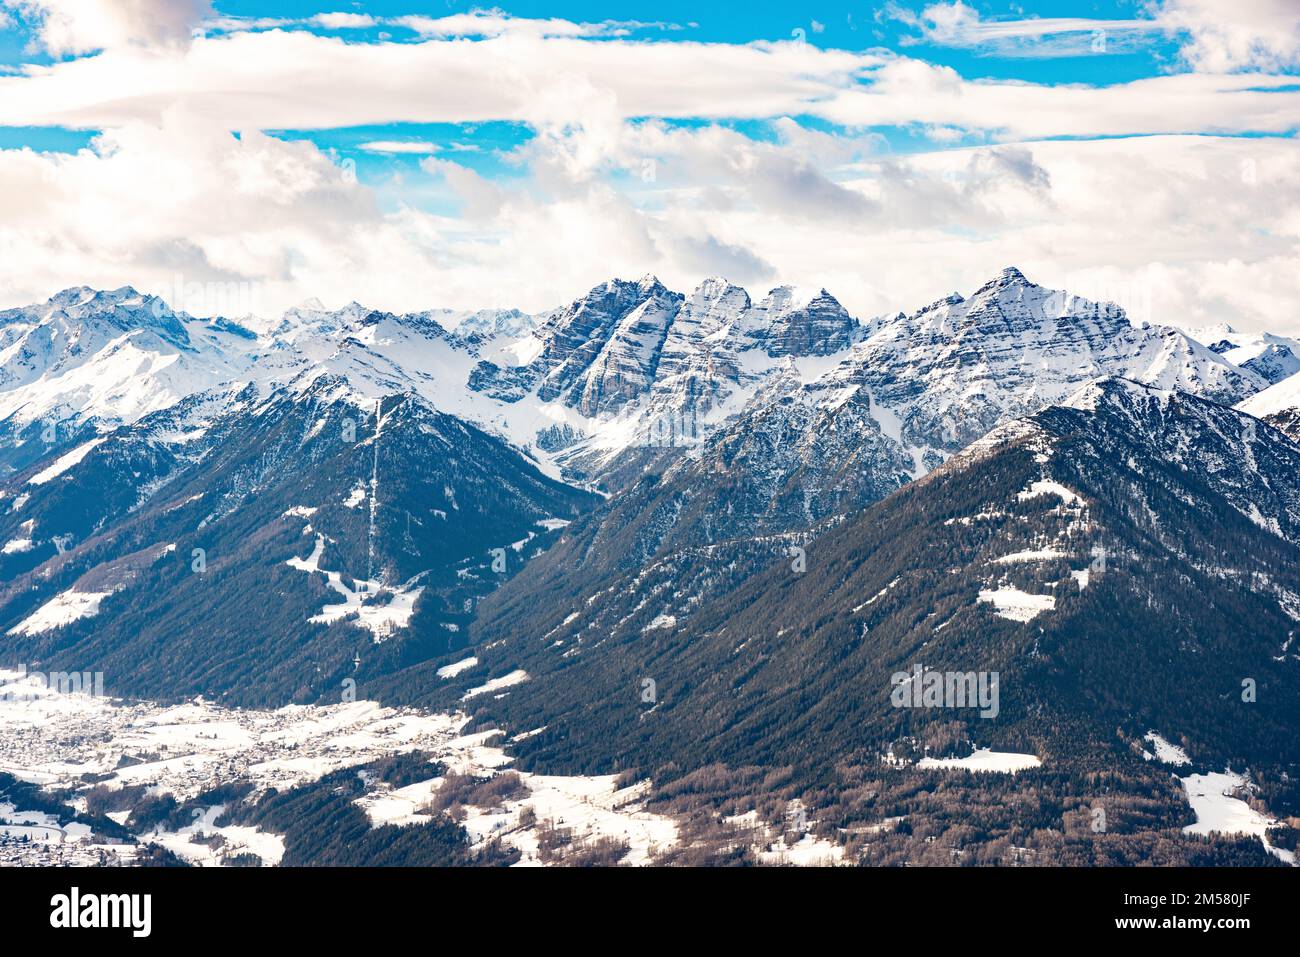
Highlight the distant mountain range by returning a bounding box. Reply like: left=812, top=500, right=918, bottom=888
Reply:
left=2, top=269, right=1299, bottom=866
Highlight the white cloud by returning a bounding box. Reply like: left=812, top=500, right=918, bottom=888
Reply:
left=203, top=11, right=379, bottom=33
left=312, top=12, right=375, bottom=30
left=1162, top=0, right=1300, bottom=72
left=2, top=0, right=212, bottom=55
left=891, top=1, right=1161, bottom=56
left=892, top=0, right=1300, bottom=70
left=0, top=11, right=1296, bottom=337
left=393, top=11, right=679, bottom=40
left=358, top=141, right=439, bottom=154
left=819, top=58, right=1300, bottom=140
left=0, top=32, right=887, bottom=132
left=2, top=110, right=1297, bottom=339
left=0, top=30, right=1296, bottom=144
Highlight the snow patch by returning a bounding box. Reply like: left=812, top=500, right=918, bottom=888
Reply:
left=437, top=656, right=478, bottom=679
left=917, top=748, right=1041, bottom=774
left=27, top=438, right=105, bottom=485
left=1143, top=731, right=1190, bottom=766
left=1016, top=480, right=1083, bottom=506
left=7, top=589, right=115, bottom=636
left=993, top=548, right=1067, bottom=564
left=977, top=586, right=1056, bottom=622
left=462, top=670, right=528, bottom=701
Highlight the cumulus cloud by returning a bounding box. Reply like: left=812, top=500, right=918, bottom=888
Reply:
left=1162, top=0, right=1300, bottom=72
left=0, top=9, right=1296, bottom=336
left=2, top=108, right=1297, bottom=340
left=311, top=12, right=375, bottom=30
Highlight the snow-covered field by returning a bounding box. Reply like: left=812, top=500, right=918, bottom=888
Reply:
left=461, top=669, right=528, bottom=700
left=977, top=586, right=1057, bottom=622
left=454, top=771, right=679, bottom=867
left=1179, top=771, right=1294, bottom=865
left=284, top=531, right=425, bottom=642
left=6, top=588, right=115, bottom=636
left=917, top=748, right=1043, bottom=774
left=1143, top=731, right=1191, bottom=766
left=0, top=667, right=680, bottom=867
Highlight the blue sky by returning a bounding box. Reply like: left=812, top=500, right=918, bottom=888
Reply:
left=0, top=1, right=1297, bottom=329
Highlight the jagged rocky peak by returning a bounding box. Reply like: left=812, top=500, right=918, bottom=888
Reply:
left=540, top=274, right=678, bottom=339
left=626, top=279, right=745, bottom=425
left=967, top=265, right=1116, bottom=318
left=1057, top=373, right=1171, bottom=412
left=488, top=275, right=684, bottom=411
left=753, top=284, right=856, bottom=357
left=34, top=284, right=192, bottom=348
left=272, top=298, right=374, bottom=338
left=450, top=307, right=534, bottom=341
left=48, top=283, right=168, bottom=318
left=963, top=264, right=1031, bottom=299
left=673, top=277, right=751, bottom=329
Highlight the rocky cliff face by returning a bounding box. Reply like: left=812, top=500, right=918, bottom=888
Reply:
left=804, top=267, right=1266, bottom=458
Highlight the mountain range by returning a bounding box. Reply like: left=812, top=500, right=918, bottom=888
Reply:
left=2, top=268, right=1299, bottom=866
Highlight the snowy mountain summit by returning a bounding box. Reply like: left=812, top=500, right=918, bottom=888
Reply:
left=0, top=268, right=1278, bottom=493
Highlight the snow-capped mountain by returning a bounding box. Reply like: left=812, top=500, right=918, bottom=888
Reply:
left=806, top=267, right=1266, bottom=461
left=1239, top=371, right=1300, bottom=441
left=0, top=377, right=594, bottom=703
left=0, top=268, right=1285, bottom=697
left=0, top=287, right=260, bottom=473
left=466, top=274, right=869, bottom=472
left=462, top=377, right=1300, bottom=830
left=1189, top=324, right=1300, bottom=386
left=1, top=267, right=1278, bottom=611
left=0, top=269, right=1270, bottom=492
left=3, top=270, right=1300, bottom=869
left=466, top=267, right=1268, bottom=485
left=451, top=268, right=1277, bottom=615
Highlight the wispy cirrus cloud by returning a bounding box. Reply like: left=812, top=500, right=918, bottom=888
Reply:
left=888, top=0, right=1300, bottom=70
left=357, top=141, right=440, bottom=155
left=886, top=0, right=1161, bottom=57
left=393, top=10, right=687, bottom=40
left=0, top=29, right=1295, bottom=141
left=200, top=7, right=686, bottom=41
